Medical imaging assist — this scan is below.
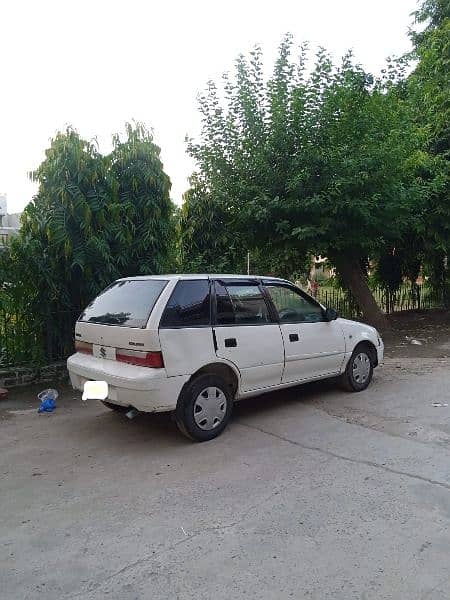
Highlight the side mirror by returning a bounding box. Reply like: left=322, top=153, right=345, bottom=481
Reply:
left=324, top=307, right=338, bottom=321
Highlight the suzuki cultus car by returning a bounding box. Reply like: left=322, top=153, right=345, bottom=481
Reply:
left=68, top=275, right=383, bottom=441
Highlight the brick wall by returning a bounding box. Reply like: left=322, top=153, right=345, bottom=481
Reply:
left=0, top=362, right=68, bottom=388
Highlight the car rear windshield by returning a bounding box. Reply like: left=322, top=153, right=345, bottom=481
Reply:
left=79, top=279, right=168, bottom=328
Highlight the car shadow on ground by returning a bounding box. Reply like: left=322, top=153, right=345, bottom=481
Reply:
left=76, top=407, right=186, bottom=451
left=65, top=378, right=339, bottom=453
left=233, top=377, right=339, bottom=420
left=2, top=377, right=349, bottom=454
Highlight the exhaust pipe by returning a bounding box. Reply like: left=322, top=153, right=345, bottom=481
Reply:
left=125, top=408, right=139, bottom=420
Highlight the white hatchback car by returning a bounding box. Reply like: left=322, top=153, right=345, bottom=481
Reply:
left=68, top=274, right=383, bottom=441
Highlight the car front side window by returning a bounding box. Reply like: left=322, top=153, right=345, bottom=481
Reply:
left=265, top=284, right=324, bottom=323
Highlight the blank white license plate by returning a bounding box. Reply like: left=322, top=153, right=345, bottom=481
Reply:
left=93, top=345, right=116, bottom=360
left=82, top=380, right=109, bottom=401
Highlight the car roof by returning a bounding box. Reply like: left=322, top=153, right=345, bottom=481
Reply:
left=118, top=274, right=291, bottom=283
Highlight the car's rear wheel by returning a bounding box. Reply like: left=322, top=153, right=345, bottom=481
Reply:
left=175, top=374, right=233, bottom=442
left=340, top=344, right=374, bottom=392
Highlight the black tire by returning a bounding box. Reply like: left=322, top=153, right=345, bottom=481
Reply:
left=340, top=344, right=374, bottom=392
left=101, top=400, right=130, bottom=413
left=175, top=374, right=233, bottom=442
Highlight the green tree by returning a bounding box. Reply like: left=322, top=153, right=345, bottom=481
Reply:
left=179, top=175, right=241, bottom=272
left=184, top=38, right=434, bottom=327
left=0, top=123, right=175, bottom=363
left=407, top=0, right=450, bottom=303
left=180, top=45, right=311, bottom=280
left=23, top=128, right=113, bottom=311
left=108, top=122, right=175, bottom=276
left=180, top=174, right=309, bottom=277
left=409, top=0, right=449, bottom=156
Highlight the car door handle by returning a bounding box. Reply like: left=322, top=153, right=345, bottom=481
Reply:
left=289, top=333, right=299, bottom=342
left=224, top=337, right=237, bottom=347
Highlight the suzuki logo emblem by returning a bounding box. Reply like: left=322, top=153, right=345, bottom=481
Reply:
left=100, top=346, right=106, bottom=358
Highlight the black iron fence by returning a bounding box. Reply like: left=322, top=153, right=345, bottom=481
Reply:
left=315, top=283, right=444, bottom=319
left=0, top=308, right=80, bottom=369
left=0, top=283, right=446, bottom=368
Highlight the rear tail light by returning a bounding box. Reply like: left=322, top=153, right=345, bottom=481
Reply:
left=75, top=340, right=93, bottom=354
left=116, top=349, right=164, bottom=368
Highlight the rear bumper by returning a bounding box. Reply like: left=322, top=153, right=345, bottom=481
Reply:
left=67, top=353, right=188, bottom=413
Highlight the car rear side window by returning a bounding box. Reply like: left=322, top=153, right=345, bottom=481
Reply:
left=215, top=282, right=270, bottom=325
left=215, top=282, right=235, bottom=324
left=79, top=279, right=168, bottom=328
left=160, top=280, right=211, bottom=328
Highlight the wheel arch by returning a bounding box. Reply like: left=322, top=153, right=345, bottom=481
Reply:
left=351, top=339, right=378, bottom=367
left=186, top=361, right=240, bottom=397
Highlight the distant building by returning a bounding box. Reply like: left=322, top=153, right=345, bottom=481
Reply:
left=0, top=194, right=21, bottom=248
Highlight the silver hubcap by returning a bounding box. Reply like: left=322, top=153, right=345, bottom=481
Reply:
left=193, top=387, right=227, bottom=430
left=352, top=352, right=371, bottom=384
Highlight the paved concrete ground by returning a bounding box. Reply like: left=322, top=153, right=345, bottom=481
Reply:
left=1, top=352, right=450, bottom=598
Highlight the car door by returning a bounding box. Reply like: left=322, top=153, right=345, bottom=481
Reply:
left=263, top=282, right=346, bottom=383
left=213, top=279, right=284, bottom=392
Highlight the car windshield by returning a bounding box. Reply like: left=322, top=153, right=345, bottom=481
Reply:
left=79, top=279, right=168, bottom=328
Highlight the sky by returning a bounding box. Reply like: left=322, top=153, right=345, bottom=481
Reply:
left=0, top=0, right=419, bottom=214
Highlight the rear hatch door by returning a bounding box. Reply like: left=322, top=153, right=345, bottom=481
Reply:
left=75, top=279, right=168, bottom=353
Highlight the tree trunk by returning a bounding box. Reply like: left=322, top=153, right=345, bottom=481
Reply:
left=333, top=255, right=390, bottom=330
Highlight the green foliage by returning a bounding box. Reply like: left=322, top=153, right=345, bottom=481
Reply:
left=108, top=123, right=175, bottom=277
left=407, top=0, right=450, bottom=300
left=180, top=27, right=449, bottom=325
left=183, top=37, right=440, bottom=279
left=0, top=123, right=175, bottom=364
left=374, top=251, right=404, bottom=293
left=364, top=0, right=450, bottom=304
left=179, top=172, right=310, bottom=277
left=179, top=175, right=241, bottom=272
left=409, top=0, right=450, bottom=157
left=15, top=123, right=175, bottom=310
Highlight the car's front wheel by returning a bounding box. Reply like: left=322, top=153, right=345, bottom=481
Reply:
left=175, top=374, right=233, bottom=442
left=340, top=345, right=374, bottom=392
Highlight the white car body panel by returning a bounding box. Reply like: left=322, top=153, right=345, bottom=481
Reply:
left=214, top=324, right=284, bottom=392
left=67, top=352, right=188, bottom=412
left=159, top=328, right=217, bottom=377
left=280, top=320, right=346, bottom=383
left=75, top=320, right=162, bottom=352
left=337, top=318, right=383, bottom=358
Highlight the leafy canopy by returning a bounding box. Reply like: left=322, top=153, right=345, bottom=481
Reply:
left=184, top=37, right=434, bottom=267
left=2, top=122, right=175, bottom=315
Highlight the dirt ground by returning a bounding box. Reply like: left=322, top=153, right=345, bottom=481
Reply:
left=1, top=309, right=450, bottom=600
left=384, top=309, right=450, bottom=359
